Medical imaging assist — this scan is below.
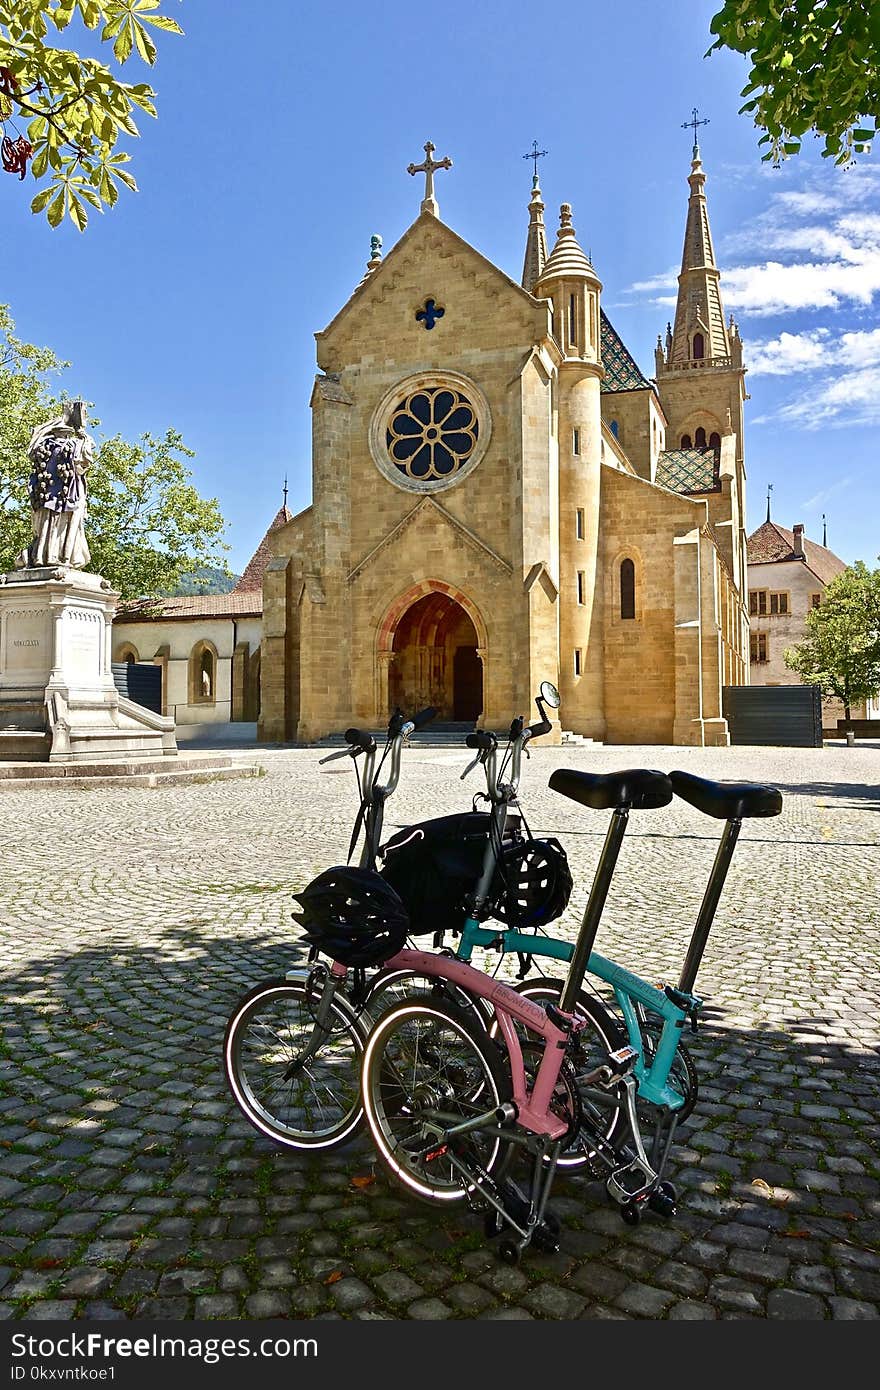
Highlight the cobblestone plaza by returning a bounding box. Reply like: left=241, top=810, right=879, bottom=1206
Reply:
left=1, top=741, right=878, bottom=1321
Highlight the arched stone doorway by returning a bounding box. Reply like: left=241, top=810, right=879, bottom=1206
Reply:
left=387, top=591, right=483, bottom=721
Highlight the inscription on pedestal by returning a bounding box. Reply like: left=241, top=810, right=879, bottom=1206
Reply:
left=1, top=609, right=51, bottom=678
left=63, top=607, right=103, bottom=683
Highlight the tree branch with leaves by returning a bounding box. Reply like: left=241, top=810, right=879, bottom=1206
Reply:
left=0, top=1, right=183, bottom=230
left=709, top=1, right=880, bottom=166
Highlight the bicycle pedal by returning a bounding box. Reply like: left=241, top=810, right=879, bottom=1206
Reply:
left=582, top=1045, right=639, bottom=1089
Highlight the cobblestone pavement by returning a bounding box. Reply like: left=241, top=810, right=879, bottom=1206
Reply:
left=1, top=741, right=879, bottom=1321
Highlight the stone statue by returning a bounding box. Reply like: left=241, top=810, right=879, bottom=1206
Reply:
left=16, top=400, right=94, bottom=570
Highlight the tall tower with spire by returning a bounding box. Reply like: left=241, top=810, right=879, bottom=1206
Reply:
left=533, top=201, right=605, bottom=738
left=654, top=138, right=748, bottom=601
left=521, top=175, right=548, bottom=293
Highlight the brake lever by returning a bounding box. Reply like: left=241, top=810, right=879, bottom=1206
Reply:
left=318, top=747, right=356, bottom=765
left=460, top=754, right=481, bottom=781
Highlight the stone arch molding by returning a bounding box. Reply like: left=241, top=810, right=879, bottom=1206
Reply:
left=377, top=579, right=489, bottom=654
left=369, top=370, right=492, bottom=495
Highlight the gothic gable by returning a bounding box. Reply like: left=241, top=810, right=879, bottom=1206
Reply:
left=316, top=212, right=551, bottom=371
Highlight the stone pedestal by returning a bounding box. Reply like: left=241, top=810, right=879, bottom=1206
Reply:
left=0, top=566, right=177, bottom=763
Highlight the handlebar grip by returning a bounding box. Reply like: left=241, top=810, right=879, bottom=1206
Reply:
left=344, top=727, right=376, bottom=752
left=466, top=731, right=498, bottom=750
left=527, top=720, right=552, bottom=740
left=410, top=706, right=437, bottom=730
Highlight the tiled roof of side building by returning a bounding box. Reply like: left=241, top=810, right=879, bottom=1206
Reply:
left=115, top=590, right=265, bottom=622
left=655, top=447, right=720, bottom=495
left=600, top=311, right=654, bottom=392
left=746, top=520, right=848, bottom=586
left=116, top=503, right=293, bottom=622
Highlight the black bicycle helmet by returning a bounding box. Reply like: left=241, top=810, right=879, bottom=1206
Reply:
left=292, top=866, right=410, bottom=968
left=493, top=837, right=573, bottom=929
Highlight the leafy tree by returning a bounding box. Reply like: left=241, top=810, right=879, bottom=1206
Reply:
left=709, top=1, right=880, bottom=165
left=0, top=1, right=183, bottom=230
left=0, top=304, right=229, bottom=597
left=784, top=562, right=880, bottom=719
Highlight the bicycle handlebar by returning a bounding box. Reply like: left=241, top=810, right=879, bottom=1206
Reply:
left=466, top=730, right=497, bottom=751
left=344, top=727, right=376, bottom=753
left=408, top=706, right=437, bottom=732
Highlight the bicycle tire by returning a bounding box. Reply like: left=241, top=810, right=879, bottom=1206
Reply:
left=361, top=994, right=514, bottom=1205
left=224, top=976, right=366, bottom=1151
left=507, top=978, right=628, bottom=1171
left=363, top=965, right=494, bottom=1032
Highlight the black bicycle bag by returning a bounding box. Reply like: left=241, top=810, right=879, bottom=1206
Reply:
left=379, top=811, right=521, bottom=936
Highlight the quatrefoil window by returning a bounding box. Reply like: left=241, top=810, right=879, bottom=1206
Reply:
left=385, top=387, right=479, bottom=482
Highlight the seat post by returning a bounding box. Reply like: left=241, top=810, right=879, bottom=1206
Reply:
left=560, top=807, right=629, bottom=1014
left=678, top=818, right=741, bottom=994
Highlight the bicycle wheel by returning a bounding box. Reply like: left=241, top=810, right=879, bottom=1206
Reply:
left=224, top=976, right=366, bottom=1151
left=508, top=978, right=628, bottom=1171
left=363, top=965, right=493, bottom=1032
left=361, top=995, right=514, bottom=1204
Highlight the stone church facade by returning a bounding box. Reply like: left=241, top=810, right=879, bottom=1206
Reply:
left=260, top=142, right=749, bottom=746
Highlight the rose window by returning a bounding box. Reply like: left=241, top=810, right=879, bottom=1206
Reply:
left=385, top=387, right=479, bottom=483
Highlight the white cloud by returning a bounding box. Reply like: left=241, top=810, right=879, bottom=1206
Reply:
left=747, top=327, right=880, bottom=426
left=746, top=329, right=830, bottom=376
left=801, top=476, right=855, bottom=510
left=776, top=367, right=880, bottom=429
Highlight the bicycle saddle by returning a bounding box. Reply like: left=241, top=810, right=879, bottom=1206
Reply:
left=669, top=770, right=782, bottom=820
left=548, top=768, right=672, bottom=811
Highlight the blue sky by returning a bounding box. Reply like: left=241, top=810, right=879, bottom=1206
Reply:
left=3, top=0, right=878, bottom=573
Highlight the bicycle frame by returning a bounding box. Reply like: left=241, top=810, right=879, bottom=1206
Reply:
left=457, top=922, right=691, bottom=1111
left=369, top=948, right=573, bottom=1141
left=454, top=783, right=745, bottom=1113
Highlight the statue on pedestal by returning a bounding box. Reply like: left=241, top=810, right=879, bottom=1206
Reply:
left=15, top=400, right=94, bottom=570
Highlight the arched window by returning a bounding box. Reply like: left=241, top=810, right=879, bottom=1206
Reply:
left=190, top=640, right=218, bottom=706
left=610, top=420, right=619, bottom=439
left=709, top=431, right=721, bottom=454
left=695, top=426, right=707, bottom=448
left=680, top=433, right=692, bottom=449
left=620, top=558, right=636, bottom=620
left=693, top=333, right=705, bottom=360
left=115, top=642, right=139, bottom=664
left=200, top=649, right=214, bottom=699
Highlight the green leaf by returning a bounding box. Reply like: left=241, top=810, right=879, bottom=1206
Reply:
left=140, top=14, right=183, bottom=35
left=112, top=21, right=134, bottom=63
left=31, top=144, right=50, bottom=178
left=30, top=185, right=55, bottom=213
left=46, top=189, right=65, bottom=228
left=68, top=195, right=88, bottom=231
left=132, top=19, right=157, bottom=65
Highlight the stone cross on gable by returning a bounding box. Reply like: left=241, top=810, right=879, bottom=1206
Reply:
left=407, top=140, right=452, bottom=217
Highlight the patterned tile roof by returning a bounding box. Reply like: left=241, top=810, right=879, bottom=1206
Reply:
left=600, top=311, right=653, bottom=392
left=656, top=447, right=720, bottom=494
left=746, top=520, right=847, bottom=586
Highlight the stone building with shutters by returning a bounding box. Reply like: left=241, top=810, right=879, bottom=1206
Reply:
left=260, top=140, right=750, bottom=745
left=745, top=516, right=871, bottom=726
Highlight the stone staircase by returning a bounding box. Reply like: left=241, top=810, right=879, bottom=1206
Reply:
left=560, top=730, right=600, bottom=748
left=0, top=752, right=265, bottom=791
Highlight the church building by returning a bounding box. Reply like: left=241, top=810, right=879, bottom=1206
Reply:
left=260, top=140, right=750, bottom=745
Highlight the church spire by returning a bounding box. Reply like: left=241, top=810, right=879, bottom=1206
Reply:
left=521, top=173, right=548, bottom=293
left=666, top=139, right=730, bottom=368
